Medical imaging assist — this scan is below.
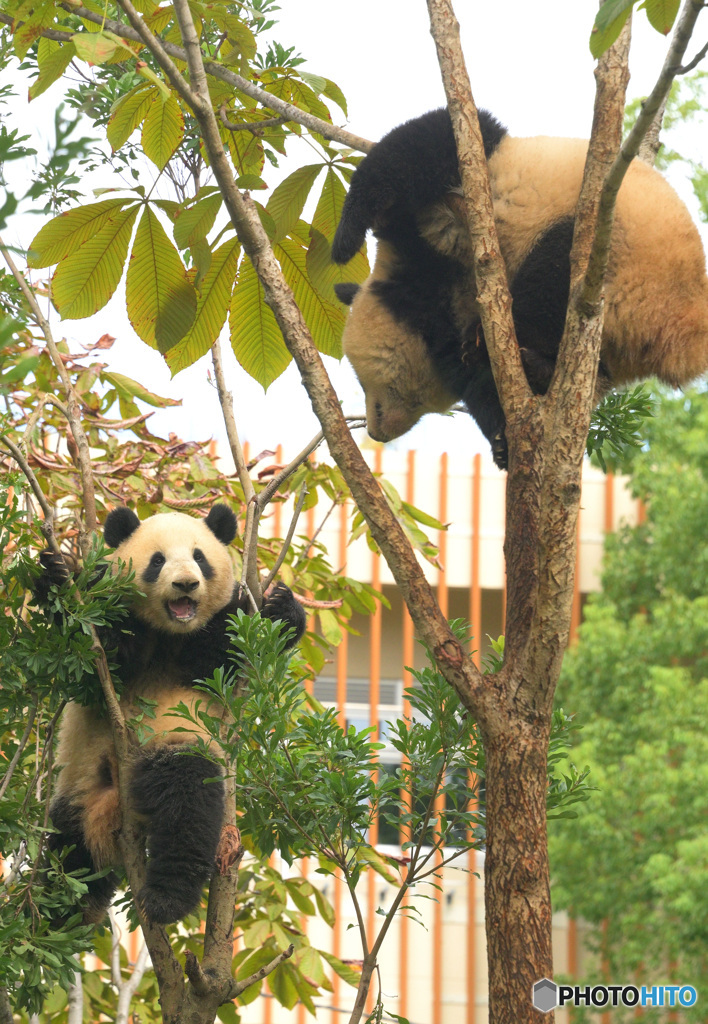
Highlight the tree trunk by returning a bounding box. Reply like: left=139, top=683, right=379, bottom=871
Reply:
left=483, top=713, right=554, bottom=1024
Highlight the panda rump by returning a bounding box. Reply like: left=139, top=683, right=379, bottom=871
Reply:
left=332, top=108, right=708, bottom=466
left=41, top=505, right=306, bottom=926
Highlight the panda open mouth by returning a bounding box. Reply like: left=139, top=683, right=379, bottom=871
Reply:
left=167, top=597, right=197, bottom=622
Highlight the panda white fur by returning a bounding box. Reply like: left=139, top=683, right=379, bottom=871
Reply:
left=36, top=504, right=306, bottom=925
left=332, top=108, right=708, bottom=467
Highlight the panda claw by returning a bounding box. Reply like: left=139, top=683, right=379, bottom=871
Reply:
left=491, top=432, right=509, bottom=471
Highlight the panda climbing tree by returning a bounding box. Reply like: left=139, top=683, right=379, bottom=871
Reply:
left=2, top=1, right=707, bottom=1023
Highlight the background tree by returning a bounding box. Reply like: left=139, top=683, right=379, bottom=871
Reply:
left=550, top=389, right=708, bottom=1022
left=0, top=0, right=706, bottom=1021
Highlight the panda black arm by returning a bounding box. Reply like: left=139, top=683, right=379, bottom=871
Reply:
left=332, top=108, right=507, bottom=264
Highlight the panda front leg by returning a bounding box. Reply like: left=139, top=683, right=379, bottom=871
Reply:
left=130, top=747, right=224, bottom=925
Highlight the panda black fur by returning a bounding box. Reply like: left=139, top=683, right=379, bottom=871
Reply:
left=36, top=504, right=306, bottom=926
left=332, top=108, right=708, bottom=466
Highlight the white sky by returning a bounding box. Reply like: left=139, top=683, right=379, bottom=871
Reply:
left=3, top=0, right=707, bottom=458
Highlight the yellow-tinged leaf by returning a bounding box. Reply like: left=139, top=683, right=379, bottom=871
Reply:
left=265, top=164, right=323, bottom=243
left=318, top=950, right=361, bottom=988
left=52, top=205, right=140, bottom=319
left=136, top=63, right=170, bottom=100
left=29, top=199, right=134, bottom=269
left=30, top=39, right=75, bottom=101
left=306, top=227, right=368, bottom=304
left=644, top=0, right=680, bottom=34
left=275, top=236, right=345, bottom=358
left=12, top=0, right=54, bottom=59
left=102, top=371, right=181, bottom=406
left=142, top=91, right=184, bottom=170
left=126, top=207, right=197, bottom=352
left=230, top=257, right=290, bottom=388
left=173, top=193, right=223, bottom=250
left=312, top=168, right=346, bottom=242
left=166, top=238, right=241, bottom=374
left=107, top=84, right=155, bottom=152
left=72, top=31, right=118, bottom=64
left=590, top=3, right=632, bottom=58
left=226, top=127, right=265, bottom=178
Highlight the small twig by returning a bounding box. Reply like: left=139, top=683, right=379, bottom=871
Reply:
left=257, top=432, right=327, bottom=509
left=227, top=944, right=294, bottom=999
left=0, top=435, right=60, bottom=554
left=676, top=37, right=708, bottom=73
left=260, top=484, right=307, bottom=592
left=0, top=705, right=37, bottom=802
left=218, top=107, right=287, bottom=134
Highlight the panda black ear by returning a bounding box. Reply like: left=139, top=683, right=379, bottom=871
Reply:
left=104, top=507, right=140, bottom=548
left=205, top=504, right=237, bottom=545
left=334, top=283, right=361, bottom=306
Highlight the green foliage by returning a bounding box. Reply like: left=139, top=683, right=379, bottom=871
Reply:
left=550, top=390, right=708, bottom=1019
left=590, top=0, right=680, bottom=58
left=586, top=384, right=655, bottom=472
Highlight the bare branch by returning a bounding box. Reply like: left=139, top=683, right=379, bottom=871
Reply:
left=52, top=5, right=372, bottom=152
left=0, top=706, right=37, bottom=802
left=260, top=484, right=308, bottom=593
left=677, top=37, right=708, bottom=72
left=637, top=96, right=668, bottom=164
left=0, top=237, right=97, bottom=545
left=218, top=107, right=287, bottom=133
left=115, top=942, right=150, bottom=1024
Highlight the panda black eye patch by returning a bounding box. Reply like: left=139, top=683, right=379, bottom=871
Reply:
left=142, top=552, right=166, bottom=583
left=193, top=548, right=214, bottom=579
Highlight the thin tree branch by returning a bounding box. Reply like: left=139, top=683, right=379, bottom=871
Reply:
left=218, top=107, right=287, bottom=133
left=227, top=944, right=294, bottom=999
left=115, top=942, right=151, bottom=1024
left=48, top=5, right=372, bottom=152
left=0, top=434, right=61, bottom=554
left=0, top=705, right=37, bottom=802
left=676, top=37, right=708, bottom=72
left=260, top=484, right=308, bottom=592
left=0, top=237, right=97, bottom=547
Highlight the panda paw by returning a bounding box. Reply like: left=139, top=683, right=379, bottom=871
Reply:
left=262, top=582, right=307, bottom=647
left=491, top=431, right=509, bottom=472
left=137, top=882, right=201, bottom=926
left=34, top=550, right=73, bottom=605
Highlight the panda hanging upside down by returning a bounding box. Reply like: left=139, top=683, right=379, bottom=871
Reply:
left=332, top=108, right=708, bottom=467
left=35, top=504, right=306, bottom=926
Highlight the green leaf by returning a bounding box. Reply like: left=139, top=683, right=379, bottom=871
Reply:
left=267, top=962, right=299, bottom=1010
left=643, top=0, right=680, bottom=34
left=226, top=127, right=265, bottom=178
left=142, top=91, right=184, bottom=170
left=265, top=164, right=323, bottom=243
left=322, top=78, right=348, bottom=117
left=173, top=193, right=223, bottom=250
left=28, top=199, right=133, bottom=269
left=275, top=235, right=345, bottom=357
left=229, top=256, right=291, bottom=387
left=166, top=238, right=241, bottom=374
left=313, top=886, right=335, bottom=928
left=125, top=207, right=197, bottom=352
left=355, top=844, right=399, bottom=883
left=107, top=84, right=156, bottom=152
left=400, top=500, right=446, bottom=531
left=306, top=227, right=368, bottom=303
left=30, top=39, right=75, bottom=101
left=298, top=71, right=327, bottom=95
left=312, top=167, right=347, bottom=243
left=137, top=63, right=171, bottom=100
left=590, top=1, right=634, bottom=57
left=319, top=950, right=361, bottom=988
left=51, top=204, right=140, bottom=319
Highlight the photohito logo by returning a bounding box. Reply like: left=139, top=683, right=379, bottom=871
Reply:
left=532, top=979, right=698, bottom=1013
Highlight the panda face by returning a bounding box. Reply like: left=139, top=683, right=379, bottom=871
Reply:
left=340, top=242, right=457, bottom=442
left=106, top=511, right=235, bottom=634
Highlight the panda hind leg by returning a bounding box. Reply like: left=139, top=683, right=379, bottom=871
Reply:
left=47, top=796, right=119, bottom=924
left=131, top=747, right=224, bottom=925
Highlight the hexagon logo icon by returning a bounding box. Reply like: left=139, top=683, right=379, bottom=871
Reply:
left=533, top=978, right=558, bottom=1013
